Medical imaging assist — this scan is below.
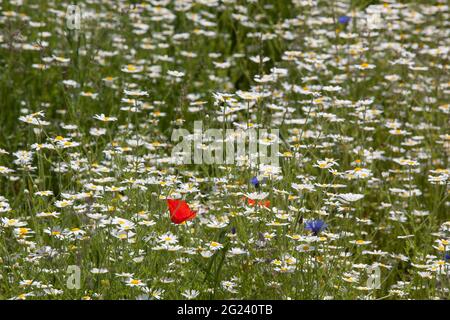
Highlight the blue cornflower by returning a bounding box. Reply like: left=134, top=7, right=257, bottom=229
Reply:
left=304, top=219, right=327, bottom=235
left=338, top=15, right=351, bottom=24
left=250, top=176, right=260, bottom=188
left=445, top=253, right=450, bottom=261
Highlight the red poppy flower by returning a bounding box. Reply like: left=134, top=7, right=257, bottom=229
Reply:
left=166, top=199, right=196, bottom=224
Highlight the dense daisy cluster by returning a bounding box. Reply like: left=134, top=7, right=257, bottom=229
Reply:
left=0, top=0, right=449, bottom=300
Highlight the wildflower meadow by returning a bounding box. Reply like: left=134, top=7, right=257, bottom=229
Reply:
left=0, top=0, right=449, bottom=300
